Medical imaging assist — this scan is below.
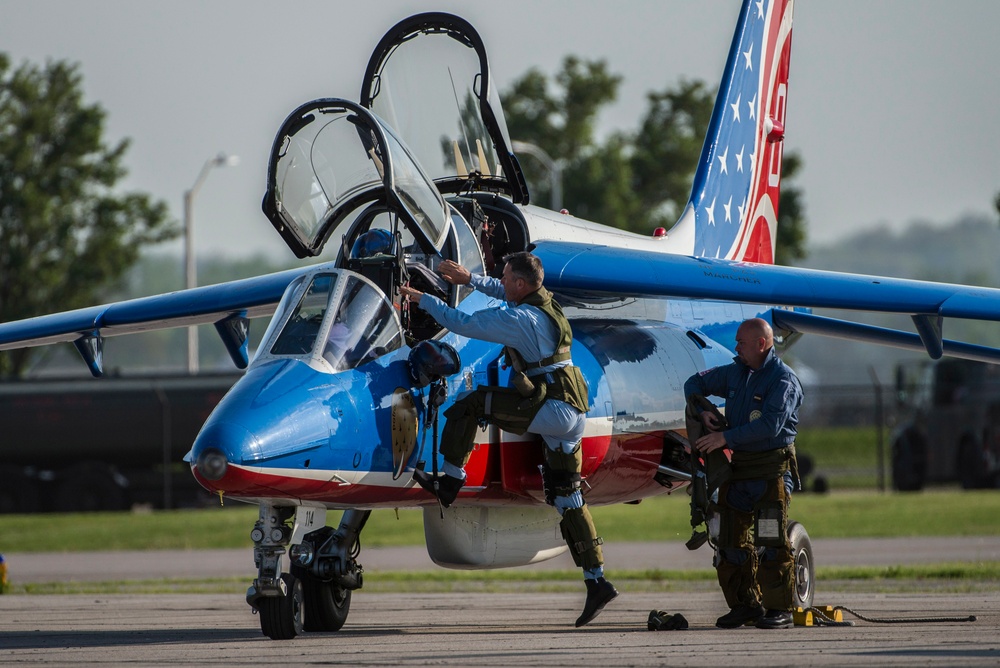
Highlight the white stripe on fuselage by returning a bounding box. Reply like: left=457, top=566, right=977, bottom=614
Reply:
left=238, top=413, right=640, bottom=489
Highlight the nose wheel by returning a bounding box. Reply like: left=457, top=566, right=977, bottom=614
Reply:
left=293, top=563, right=352, bottom=632
left=258, top=573, right=305, bottom=640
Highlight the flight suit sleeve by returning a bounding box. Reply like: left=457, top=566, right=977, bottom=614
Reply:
left=469, top=274, right=506, bottom=300
left=684, top=366, right=731, bottom=401
left=418, top=295, right=525, bottom=347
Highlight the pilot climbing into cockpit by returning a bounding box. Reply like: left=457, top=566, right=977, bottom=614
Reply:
left=399, top=252, right=619, bottom=627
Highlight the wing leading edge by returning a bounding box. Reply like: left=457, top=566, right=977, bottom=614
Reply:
left=0, top=267, right=308, bottom=374
left=531, top=240, right=1000, bottom=361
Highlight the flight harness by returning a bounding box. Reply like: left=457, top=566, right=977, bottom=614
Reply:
left=414, top=378, right=450, bottom=518
left=502, top=286, right=589, bottom=416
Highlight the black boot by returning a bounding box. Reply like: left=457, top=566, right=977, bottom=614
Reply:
left=715, top=602, right=765, bottom=628
left=412, top=469, right=464, bottom=507
left=575, top=577, right=618, bottom=627
left=755, top=608, right=794, bottom=629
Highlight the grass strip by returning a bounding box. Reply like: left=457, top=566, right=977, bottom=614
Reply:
left=3, top=489, right=1000, bottom=553
left=6, top=563, right=997, bottom=596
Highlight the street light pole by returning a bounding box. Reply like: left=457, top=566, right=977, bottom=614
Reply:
left=184, top=152, right=239, bottom=374
left=510, top=140, right=563, bottom=211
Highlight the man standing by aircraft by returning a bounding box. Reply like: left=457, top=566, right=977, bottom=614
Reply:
left=684, top=317, right=802, bottom=630
left=399, top=252, right=618, bottom=627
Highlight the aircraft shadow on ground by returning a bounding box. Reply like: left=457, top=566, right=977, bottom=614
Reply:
left=0, top=628, right=261, bottom=650
left=0, top=625, right=425, bottom=651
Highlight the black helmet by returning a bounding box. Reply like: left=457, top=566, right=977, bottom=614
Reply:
left=351, top=228, right=394, bottom=259
left=407, top=340, right=460, bottom=387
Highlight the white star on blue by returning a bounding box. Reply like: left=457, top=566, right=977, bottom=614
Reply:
left=693, top=0, right=770, bottom=259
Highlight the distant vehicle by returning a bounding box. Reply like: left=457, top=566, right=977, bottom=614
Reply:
left=0, top=373, right=239, bottom=513
left=892, top=359, right=1000, bottom=490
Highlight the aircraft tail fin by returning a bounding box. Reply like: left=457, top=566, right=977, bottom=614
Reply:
left=672, top=0, right=794, bottom=264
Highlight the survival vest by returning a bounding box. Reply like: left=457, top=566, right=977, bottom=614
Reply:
left=504, top=287, right=590, bottom=415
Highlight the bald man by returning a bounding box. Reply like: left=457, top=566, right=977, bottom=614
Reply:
left=683, top=318, right=803, bottom=630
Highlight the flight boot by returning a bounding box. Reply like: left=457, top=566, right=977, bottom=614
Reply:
left=575, top=577, right=619, bottom=627
left=412, top=469, right=463, bottom=507
left=755, top=608, right=794, bottom=629
left=715, top=602, right=765, bottom=628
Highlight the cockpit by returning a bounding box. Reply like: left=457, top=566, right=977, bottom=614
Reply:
left=257, top=13, right=533, bottom=367
left=257, top=270, right=404, bottom=373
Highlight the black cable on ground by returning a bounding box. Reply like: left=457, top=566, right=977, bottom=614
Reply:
left=809, top=606, right=976, bottom=626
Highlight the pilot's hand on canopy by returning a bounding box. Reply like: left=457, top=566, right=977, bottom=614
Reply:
left=694, top=431, right=728, bottom=454
left=438, top=260, right=471, bottom=285
left=399, top=285, right=423, bottom=305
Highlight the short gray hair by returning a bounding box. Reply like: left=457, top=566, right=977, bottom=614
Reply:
left=504, top=252, right=544, bottom=287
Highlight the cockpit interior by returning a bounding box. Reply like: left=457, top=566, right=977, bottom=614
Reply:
left=336, top=193, right=529, bottom=344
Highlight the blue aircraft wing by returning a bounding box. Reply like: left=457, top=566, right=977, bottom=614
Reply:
left=0, top=266, right=309, bottom=374
left=531, top=240, right=1000, bottom=362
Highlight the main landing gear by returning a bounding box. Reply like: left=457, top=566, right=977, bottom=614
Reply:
left=247, top=502, right=371, bottom=639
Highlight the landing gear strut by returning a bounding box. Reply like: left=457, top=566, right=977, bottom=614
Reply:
left=246, top=503, right=370, bottom=639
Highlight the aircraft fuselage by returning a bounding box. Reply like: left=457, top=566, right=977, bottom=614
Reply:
left=189, top=275, right=743, bottom=510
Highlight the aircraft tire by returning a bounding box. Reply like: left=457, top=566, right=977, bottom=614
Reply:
left=787, top=520, right=814, bottom=610
left=292, top=565, right=352, bottom=632
left=258, top=573, right=304, bottom=640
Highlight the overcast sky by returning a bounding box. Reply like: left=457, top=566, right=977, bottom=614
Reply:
left=3, top=1, right=998, bottom=264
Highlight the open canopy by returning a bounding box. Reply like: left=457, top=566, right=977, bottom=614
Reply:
left=361, top=12, right=528, bottom=204
left=261, top=99, right=450, bottom=258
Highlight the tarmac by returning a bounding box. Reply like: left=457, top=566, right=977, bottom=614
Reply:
left=1, top=591, right=997, bottom=666
left=2, top=536, right=999, bottom=665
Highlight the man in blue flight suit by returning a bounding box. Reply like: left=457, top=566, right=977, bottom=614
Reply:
left=400, top=252, right=618, bottom=627
left=684, top=317, right=802, bottom=629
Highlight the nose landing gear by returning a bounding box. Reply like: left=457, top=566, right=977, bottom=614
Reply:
left=247, top=502, right=370, bottom=639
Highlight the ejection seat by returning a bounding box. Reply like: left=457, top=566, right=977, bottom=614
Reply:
left=344, top=228, right=407, bottom=299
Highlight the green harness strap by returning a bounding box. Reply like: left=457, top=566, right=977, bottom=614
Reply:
left=502, top=287, right=589, bottom=415
left=730, top=445, right=800, bottom=490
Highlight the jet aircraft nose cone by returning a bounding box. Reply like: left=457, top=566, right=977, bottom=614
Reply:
left=191, top=420, right=260, bottom=483
left=195, top=447, right=228, bottom=481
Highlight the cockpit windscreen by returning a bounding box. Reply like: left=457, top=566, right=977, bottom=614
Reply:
left=268, top=272, right=403, bottom=372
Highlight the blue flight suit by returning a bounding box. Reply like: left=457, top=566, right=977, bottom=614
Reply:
left=684, top=347, right=802, bottom=611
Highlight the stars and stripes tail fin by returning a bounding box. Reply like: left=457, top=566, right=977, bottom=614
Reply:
left=670, top=0, right=794, bottom=264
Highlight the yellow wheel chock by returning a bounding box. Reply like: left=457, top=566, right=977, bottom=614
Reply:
left=794, top=606, right=844, bottom=626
